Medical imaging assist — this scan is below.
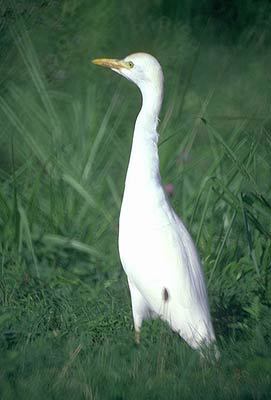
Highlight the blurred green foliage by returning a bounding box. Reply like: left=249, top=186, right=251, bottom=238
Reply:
left=162, top=0, right=271, bottom=40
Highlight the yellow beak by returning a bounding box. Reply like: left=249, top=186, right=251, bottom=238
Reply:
left=92, top=58, right=131, bottom=70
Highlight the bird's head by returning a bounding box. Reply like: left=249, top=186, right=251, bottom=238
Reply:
left=92, top=52, right=163, bottom=94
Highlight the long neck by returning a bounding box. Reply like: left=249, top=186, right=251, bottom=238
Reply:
left=125, top=82, right=163, bottom=188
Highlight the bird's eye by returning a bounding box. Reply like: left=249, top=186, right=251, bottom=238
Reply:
left=128, top=61, right=134, bottom=68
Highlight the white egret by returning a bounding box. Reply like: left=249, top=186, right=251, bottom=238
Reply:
left=92, top=53, right=217, bottom=353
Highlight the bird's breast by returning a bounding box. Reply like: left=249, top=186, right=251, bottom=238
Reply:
left=118, top=185, right=179, bottom=276
left=119, top=182, right=173, bottom=232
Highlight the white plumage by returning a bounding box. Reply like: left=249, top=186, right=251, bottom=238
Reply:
left=93, top=53, right=217, bottom=352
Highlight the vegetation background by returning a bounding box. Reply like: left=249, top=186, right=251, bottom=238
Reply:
left=0, top=0, right=271, bottom=398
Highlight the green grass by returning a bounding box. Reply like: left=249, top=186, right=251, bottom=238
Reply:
left=0, top=1, right=271, bottom=398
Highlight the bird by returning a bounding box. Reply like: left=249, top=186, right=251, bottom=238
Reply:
left=92, top=53, right=217, bottom=354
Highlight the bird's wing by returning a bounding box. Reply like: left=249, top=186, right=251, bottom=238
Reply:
left=171, top=212, right=210, bottom=313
